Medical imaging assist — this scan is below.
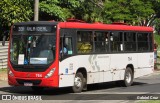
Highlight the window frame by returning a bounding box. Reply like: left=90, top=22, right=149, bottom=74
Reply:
left=124, top=32, right=137, bottom=52
left=75, top=29, right=153, bottom=55
left=76, top=30, right=93, bottom=54
left=137, top=32, right=150, bottom=52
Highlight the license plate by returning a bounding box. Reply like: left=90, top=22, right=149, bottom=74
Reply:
left=24, top=82, right=33, bottom=86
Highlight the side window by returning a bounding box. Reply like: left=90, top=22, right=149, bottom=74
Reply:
left=60, top=37, right=73, bottom=55
left=137, top=33, right=149, bottom=51
left=94, top=32, right=109, bottom=52
left=64, top=37, right=73, bottom=54
left=110, top=32, right=123, bottom=52
left=77, top=31, right=93, bottom=53
left=124, top=32, right=136, bottom=51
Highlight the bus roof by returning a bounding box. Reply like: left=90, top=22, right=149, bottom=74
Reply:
left=13, top=21, right=153, bottom=32
left=58, top=22, right=153, bottom=32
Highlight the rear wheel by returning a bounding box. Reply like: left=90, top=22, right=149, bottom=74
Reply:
left=123, top=67, right=134, bottom=87
left=72, top=72, right=84, bottom=93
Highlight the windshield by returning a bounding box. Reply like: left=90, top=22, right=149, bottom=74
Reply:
left=10, top=34, right=56, bottom=65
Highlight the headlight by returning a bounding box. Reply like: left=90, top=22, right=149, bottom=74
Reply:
left=45, top=68, right=55, bottom=78
left=8, top=67, right=14, bottom=77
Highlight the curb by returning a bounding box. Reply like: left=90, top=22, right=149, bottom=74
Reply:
left=0, top=78, right=7, bottom=81
left=0, top=74, right=7, bottom=81
left=0, top=73, right=7, bottom=81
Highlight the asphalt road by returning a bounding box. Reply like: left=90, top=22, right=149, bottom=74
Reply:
left=0, top=71, right=160, bottom=103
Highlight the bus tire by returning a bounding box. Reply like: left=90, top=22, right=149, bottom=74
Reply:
left=31, top=86, right=44, bottom=92
left=72, top=72, right=84, bottom=93
left=123, top=67, right=133, bottom=87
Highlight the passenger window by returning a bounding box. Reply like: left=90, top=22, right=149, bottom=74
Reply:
left=137, top=33, right=149, bottom=51
left=110, top=32, right=123, bottom=52
left=94, top=31, right=109, bottom=52
left=124, top=32, right=136, bottom=51
left=77, top=31, right=93, bottom=53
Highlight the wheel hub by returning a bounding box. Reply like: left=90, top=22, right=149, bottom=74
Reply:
left=126, top=72, right=131, bottom=83
left=74, top=76, right=82, bottom=88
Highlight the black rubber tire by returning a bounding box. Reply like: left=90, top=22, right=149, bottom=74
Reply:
left=31, top=86, right=44, bottom=92
left=83, top=77, right=87, bottom=91
left=72, top=72, right=84, bottom=93
left=123, top=67, right=134, bottom=87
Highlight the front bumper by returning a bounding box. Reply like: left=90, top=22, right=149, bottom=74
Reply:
left=8, top=75, right=59, bottom=87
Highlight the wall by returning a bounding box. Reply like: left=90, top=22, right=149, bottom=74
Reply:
left=0, top=41, right=9, bottom=69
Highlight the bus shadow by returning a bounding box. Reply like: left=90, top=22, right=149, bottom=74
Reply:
left=86, top=81, right=147, bottom=92
left=0, top=81, right=147, bottom=95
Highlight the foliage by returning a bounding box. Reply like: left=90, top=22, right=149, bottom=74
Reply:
left=0, top=0, right=33, bottom=40
left=1, top=0, right=160, bottom=25
left=67, top=0, right=160, bottom=25
left=39, top=0, right=81, bottom=21
left=103, top=0, right=155, bottom=26
left=72, top=0, right=105, bottom=23
left=0, top=0, right=33, bottom=27
left=39, top=0, right=106, bottom=23
left=154, top=18, right=160, bottom=34
left=154, top=33, right=160, bottom=46
left=104, top=0, right=131, bottom=22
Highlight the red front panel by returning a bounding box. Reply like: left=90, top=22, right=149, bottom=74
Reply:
left=8, top=59, right=59, bottom=87
left=7, top=24, right=60, bottom=88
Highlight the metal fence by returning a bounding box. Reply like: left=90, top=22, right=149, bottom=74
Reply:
left=0, top=41, right=9, bottom=69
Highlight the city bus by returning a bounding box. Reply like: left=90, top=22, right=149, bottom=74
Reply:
left=3, top=19, right=154, bottom=93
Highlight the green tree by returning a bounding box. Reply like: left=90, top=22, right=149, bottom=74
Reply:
left=129, top=0, right=155, bottom=26
left=39, top=0, right=81, bottom=21
left=70, top=0, right=105, bottom=23
left=154, top=18, right=160, bottom=34
left=0, top=0, right=33, bottom=27
left=0, top=0, right=33, bottom=39
left=103, top=0, right=156, bottom=26
left=39, top=0, right=105, bottom=23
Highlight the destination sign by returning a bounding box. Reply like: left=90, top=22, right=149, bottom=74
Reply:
left=13, top=25, right=55, bottom=33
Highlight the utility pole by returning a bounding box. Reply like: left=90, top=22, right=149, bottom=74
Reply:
left=34, top=0, right=39, bottom=21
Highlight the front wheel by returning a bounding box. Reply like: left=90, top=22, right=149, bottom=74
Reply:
left=72, top=72, right=84, bottom=93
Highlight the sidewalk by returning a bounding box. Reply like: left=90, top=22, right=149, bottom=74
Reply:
left=0, top=69, right=7, bottom=81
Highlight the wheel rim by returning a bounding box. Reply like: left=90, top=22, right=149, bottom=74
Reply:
left=126, top=72, right=131, bottom=83
left=74, top=76, right=82, bottom=88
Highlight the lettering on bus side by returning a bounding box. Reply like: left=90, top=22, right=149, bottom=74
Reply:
left=128, top=57, right=132, bottom=61
left=69, top=63, right=73, bottom=70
